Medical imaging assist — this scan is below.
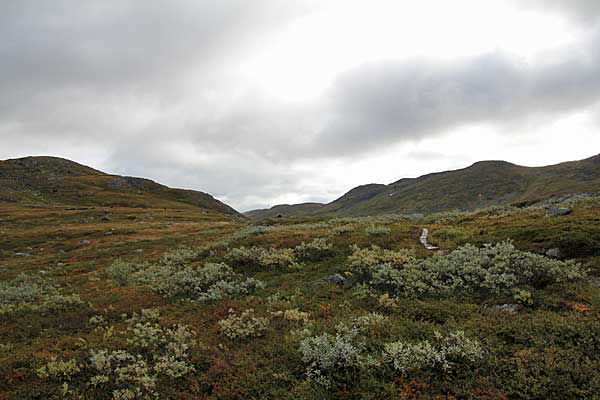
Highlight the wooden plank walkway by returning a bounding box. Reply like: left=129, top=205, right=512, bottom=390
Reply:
left=419, top=228, right=439, bottom=250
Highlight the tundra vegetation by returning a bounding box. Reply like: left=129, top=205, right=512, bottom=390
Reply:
left=1, top=195, right=600, bottom=398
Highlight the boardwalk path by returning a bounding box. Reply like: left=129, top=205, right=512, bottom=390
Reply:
left=419, top=228, right=439, bottom=250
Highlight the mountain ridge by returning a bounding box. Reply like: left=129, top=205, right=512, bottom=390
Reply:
left=0, top=156, right=242, bottom=217
left=245, top=154, right=600, bottom=219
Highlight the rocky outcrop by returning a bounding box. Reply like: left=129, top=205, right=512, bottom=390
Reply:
left=545, top=207, right=572, bottom=217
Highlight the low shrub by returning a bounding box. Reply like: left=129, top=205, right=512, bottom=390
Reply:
left=270, top=308, right=311, bottom=323
left=218, top=309, right=269, bottom=339
left=106, top=259, right=146, bottom=286
left=365, top=225, right=391, bottom=236
left=0, top=273, right=83, bottom=315
left=225, top=246, right=302, bottom=269
left=159, top=246, right=208, bottom=266
left=299, top=326, right=376, bottom=388
left=37, top=359, right=81, bottom=381
left=347, top=245, right=414, bottom=279
left=331, top=224, right=357, bottom=235
left=108, top=260, right=265, bottom=302
left=383, top=331, right=484, bottom=374
left=38, top=309, right=198, bottom=399
left=349, top=241, right=586, bottom=297
left=294, top=238, right=333, bottom=261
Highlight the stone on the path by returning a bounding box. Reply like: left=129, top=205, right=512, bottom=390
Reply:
left=131, top=248, right=144, bottom=254
left=14, top=252, right=32, bottom=257
left=79, top=239, right=91, bottom=246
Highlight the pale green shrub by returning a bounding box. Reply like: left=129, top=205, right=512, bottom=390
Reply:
left=294, top=238, right=333, bottom=261
left=89, top=312, right=196, bottom=399
left=365, top=224, right=391, bottom=236
left=106, top=260, right=146, bottom=286
left=259, top=248, right=301, bottom=269
left=110, top=259, right=264, bottom=302
left=299, top=326, right=377, bottom=388
left=383, top=331, right=484, bottom=374
left=331, top=224, right=357, bottom=235
left=224, top=246, right=263, bottom=266
left=270, top=308, right=311, bottom=323
left=37, top=359, right=81, bottom=380
left=347, top=245, right=414, bottom=279
left=225, top=246, right=302, bottom=269
left=159, top=246, right=207, bottom=266
left=512, top=288, right=533, bottom=306
left=108, top=257, right=265, bottom=302
left=350, top=241, right=586, bottom=297
left=0, top=273, right=83, bottom=315
left=218, top=309, right=269, bottom=339
left=39, top=309, right=198, bottom=399
left=351, top=312, right=387, bottom=332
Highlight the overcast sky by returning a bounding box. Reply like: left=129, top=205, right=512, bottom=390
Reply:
left=1, top=1, right=600, bottom=211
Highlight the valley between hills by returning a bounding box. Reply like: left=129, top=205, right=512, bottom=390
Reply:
left=1, top=154, right=599, bottom=399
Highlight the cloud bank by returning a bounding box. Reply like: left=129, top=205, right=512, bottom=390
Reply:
left=1, top=1, right=599, bottom=211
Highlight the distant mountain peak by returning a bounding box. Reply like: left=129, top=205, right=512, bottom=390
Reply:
left=469, top=160, right=516, bottom=167
left=3, top=156, right=104, bottom=177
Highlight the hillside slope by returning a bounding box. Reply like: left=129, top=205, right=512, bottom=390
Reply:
left=246, top=154, right=600, bottom=219
left=0, top=156, right=241, bottom=217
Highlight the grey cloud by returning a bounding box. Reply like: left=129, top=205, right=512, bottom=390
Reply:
left=315, top=31, right=600, bottom=154
left=519, top=0, right=600, bottom=24
left=0, top=1, right=305, bottom=140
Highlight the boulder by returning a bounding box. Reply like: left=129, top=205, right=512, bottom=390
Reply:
left=495, top=304, right=520, bottom=313
left=545, top=248, right=561, bottom=258
left=323, top=274, right=346, bottom=285
left=545, top=207, right=572, bottom=217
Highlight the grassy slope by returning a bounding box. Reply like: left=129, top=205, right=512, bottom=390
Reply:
left=247, top=154, right=600, bottom=219
left=0, top=156, right=241, bottom=217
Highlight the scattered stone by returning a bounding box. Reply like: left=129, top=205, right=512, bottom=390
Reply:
left=39, top=270, right=48, bottom=275
left=14, top=252, right=32, bottom=257
left=589, top=277, right=600, bottom=288
left=57, top=263, right=66, bottom=267
left=419, top=228, right=439, bottom=250
left=79, top=240, right=91, bottom=246
left=539, top=193, right=592, bottom=206
left=323, top=274, right=346, bottom=285
left=131, top=249, right=144, bottom=254
left=105, top=231, right=113, bottom=236
left=101, top=216, right=111, bottom=221
left=545, top=248, right=561, bottom=258
left=495, top=304, right=520, bottom=313
left=545, top=207, right=572, bottom=217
